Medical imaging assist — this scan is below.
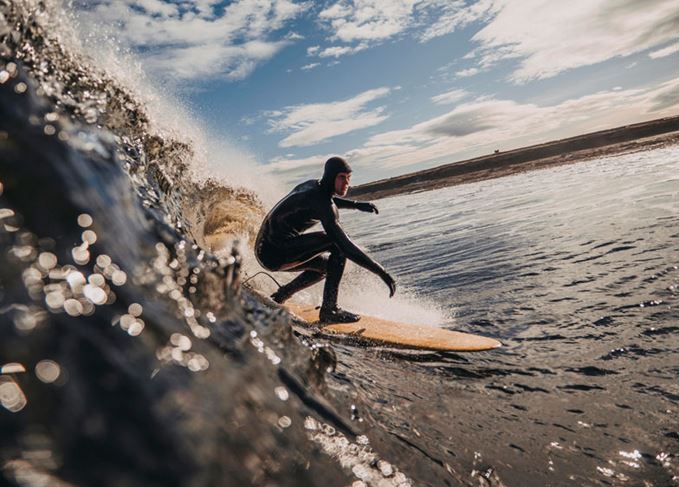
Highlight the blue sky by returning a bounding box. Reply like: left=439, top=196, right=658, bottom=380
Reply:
left=74, top=0, right=679, bottom=185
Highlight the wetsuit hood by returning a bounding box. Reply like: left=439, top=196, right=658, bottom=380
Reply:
left=320, top=156, right=352, bottom=195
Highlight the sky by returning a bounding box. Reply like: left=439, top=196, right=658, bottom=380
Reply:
left=73, top=0, right=679, bottom=185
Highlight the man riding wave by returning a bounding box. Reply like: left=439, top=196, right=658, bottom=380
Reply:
left=255, top=156, right=396, bottom=323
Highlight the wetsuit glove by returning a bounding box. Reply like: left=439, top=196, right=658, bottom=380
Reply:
left=355, top=202, right=379, bottom=214
left=380, top=271, right=396, bottom=297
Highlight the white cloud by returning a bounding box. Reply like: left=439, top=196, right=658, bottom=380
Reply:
left=318, top=0, right=419, bottom=43
left=431, top=89, right=468, bottom=105
left=318, top=43, right=369, bottom=58
left=268, top=87, right=392, bottom=147
left=469, top=0, right=679, bottom=83
left=301, top=62, right=321, bottom=70
left=455, top=67, right=479, bottom=78
left=286, top=32, right=305, bottom=40
left=649, top=40, right=679, bottom=59
left=267, top=153, right=333, bottom=174
left=145, top=40, right=286, bottom=80
left=74, top=0, right=306, bottom=80
left=315, top=1, right=477, bottom=51
left=419, top=0, right=492, bottom=42
left=267, top=76, right=679, bottom=179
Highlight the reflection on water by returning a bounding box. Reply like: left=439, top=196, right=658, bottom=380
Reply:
left=304, top=416, right=412, bottom=486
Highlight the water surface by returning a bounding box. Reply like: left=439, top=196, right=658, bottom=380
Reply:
left=339, top=146, right=679, bottom=485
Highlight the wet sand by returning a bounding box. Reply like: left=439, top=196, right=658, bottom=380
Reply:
left=348, top=116, right=679, bottom=201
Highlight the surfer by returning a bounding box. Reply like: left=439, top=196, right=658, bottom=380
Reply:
left=255, top=156, right=397, bottom=323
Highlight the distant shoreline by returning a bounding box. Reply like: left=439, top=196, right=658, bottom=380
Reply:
left=348, top=116, right=679, bottom=201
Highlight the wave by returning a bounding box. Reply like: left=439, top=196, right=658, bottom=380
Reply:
left=2, top=0, right=265, bottom=249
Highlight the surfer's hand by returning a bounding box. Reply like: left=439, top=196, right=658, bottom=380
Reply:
left=381, top=272, right=396, bottom=297
left=356, top=202, right=378, bottom=214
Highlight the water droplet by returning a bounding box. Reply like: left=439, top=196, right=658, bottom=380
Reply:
left=64, top=299, right=83, bottom=316
left=77, top=214, right=93, bottom=228
left=45, top=292, right=65, bottom=310
left=187, top=354, right=209, bottom=371
left=377, top=460, right=393, bottom=477
left=193, top=326, right=210, bottom=339
left=275, top=386, right=289, bottom=401
left=0, top=208, right=15, bottom=219
left=88, top=273, right=105, bottom=287
left=14, top=82, right=27, bottom=94
left=82, top=230, right=97, bottom=244
left=14, top=307, right=46, bottom=332
left=66, top=271, right=86, bottom=292
left=81, top=300, right=95, bottom=316
left=304, top=416, right=318, bottom=430
left=0, top=71, right=9, bottom=84
left=170, top=333, right=192, bottom=351
left=0, top=377, right=27, bottom=412
left=619, top=450, right=641, bottom=460
left=38, top=252, right=57, bottom=270
left=96, top=254, right=111, bottom=267
left=71, top=245, right=90, bottom=265
left=119, top=314, right=135, bottom=330
left=1, top=363, right=26, bottom=374
left=128, top=303, right=143, bottom=317
left=127, top=319, right=144, bottom=337
left=35, top=360, right=60, bottom=383
left=83, top=284, right=107, bottom=305
left=111, top=270, right=127, bottom=286
left=43, top=124, right=56, bottom=136
left=278, top=416, right=292, bottom=428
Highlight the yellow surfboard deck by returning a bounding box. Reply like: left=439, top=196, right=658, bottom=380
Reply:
left=285, top=303, right=502, bottom=352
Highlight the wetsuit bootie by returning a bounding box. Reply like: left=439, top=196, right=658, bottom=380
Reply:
left=319, top=306, right=360, bottom=323
left=270, top=288, right=291, bottom=304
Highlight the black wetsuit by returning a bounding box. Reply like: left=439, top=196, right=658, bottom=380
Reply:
left=255, top=158, right=394, bottom=316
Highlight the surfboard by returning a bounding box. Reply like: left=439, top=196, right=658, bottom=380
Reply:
left=284, top=302, right=501, bottom=352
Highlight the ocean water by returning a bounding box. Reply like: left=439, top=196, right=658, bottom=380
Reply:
left=337, top=146, right=679, bottom=485
left=1, top=1, right=678, bottom=486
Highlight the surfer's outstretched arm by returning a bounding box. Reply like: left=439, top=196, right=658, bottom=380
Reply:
left=320, top=206, right=396, bottom=296
left=332, top=197, right=378, bottom=214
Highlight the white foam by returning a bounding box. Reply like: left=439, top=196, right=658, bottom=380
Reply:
left=256, top=262, right=450, bottom=327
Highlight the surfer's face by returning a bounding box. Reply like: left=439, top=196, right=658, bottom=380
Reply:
left=334, top=172, right=351, bottom=196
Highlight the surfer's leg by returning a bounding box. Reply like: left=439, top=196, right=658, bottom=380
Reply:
left=276, top=232, right=334, bottom=271
left=319, top=249, right=359, bottom=323
left=259, top=231, right=334, bottom=302
left=271, top=255, right=328, bottom=303
left=321, top=248, right=345, bottom=309
left=258, top=232, right=333, bottom=272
